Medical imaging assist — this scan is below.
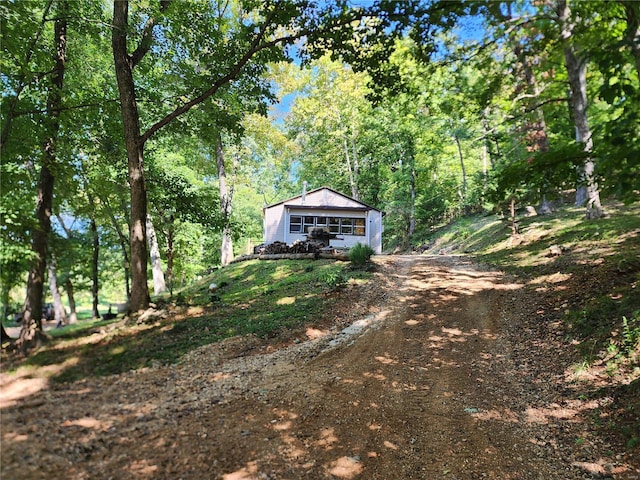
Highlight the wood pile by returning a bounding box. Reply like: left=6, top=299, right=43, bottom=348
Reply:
left=254, top=240, right=322, bottom=255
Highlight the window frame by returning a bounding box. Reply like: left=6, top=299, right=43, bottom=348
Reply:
left=288, top=214, right=367, bottom=237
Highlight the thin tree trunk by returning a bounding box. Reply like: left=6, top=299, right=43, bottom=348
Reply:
left=409, top=166, right=416, bottom=237
left=351, top=137, right=360, bottom=200
left=18, top=1, right=68, bottom=352
left=147, top=214, right=167, bottom=295
left=48, top=255, right=67, bottom=327
left=112, top=0, right=150, bottom=311
left=90, top=217, right=100, bottom=319
left=342, top=136, right=358, bottom=200
left=166, top=215, right=175, bottom=295
left=216, top=135, right=235, bottom=266
left=513, top=43, right=553, bottom=213
left=509, top=197, right=519, bottom=237
left=65, top=279, right=77, bottom=324
left=555, top=0, right=603, bottom=219
left=102, top=198, right=131, bottom=301
left=482, top=110, right=497, bottom=168
left=82, top=177, right=101, bottom=319
left=454, top=135, right=467, bottom=200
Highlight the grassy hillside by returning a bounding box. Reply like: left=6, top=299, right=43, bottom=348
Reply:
left=419, top=201, right=640, bottom=358
left=3, top=259, right=372, bottom=382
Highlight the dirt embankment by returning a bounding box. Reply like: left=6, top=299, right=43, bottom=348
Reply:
left=1, top=255, right=638, bottom=479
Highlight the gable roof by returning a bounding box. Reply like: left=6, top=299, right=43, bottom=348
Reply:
left=264, top=186, right=383, bottom=213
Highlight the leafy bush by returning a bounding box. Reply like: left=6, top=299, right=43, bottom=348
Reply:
left=349, top=243, right=375, bottom=266
left=622, top=311, right=640, bottom=357
left=324, top=269, right=348, bottom=289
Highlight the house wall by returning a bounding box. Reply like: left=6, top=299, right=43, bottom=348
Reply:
left=369, top=210, right=383, bottom=254
left=264, top=203, right=286, bottom=245
left=263, top=188, right=384, bottom=253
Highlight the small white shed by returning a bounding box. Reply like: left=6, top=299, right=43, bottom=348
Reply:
left=263, top=186, right=384, bottom=254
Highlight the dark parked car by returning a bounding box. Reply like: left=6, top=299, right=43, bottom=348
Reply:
left=13, top=303, right=55, bottom=323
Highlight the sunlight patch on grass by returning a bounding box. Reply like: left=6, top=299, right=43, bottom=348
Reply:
left=529, top=272, right=572, bottom=285
left=110, top=345, right=125, bottom=355
left=277, top=296, right=296, bottom=305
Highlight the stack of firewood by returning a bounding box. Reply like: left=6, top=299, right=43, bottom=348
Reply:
left=254, top=240, right=322, bottom=255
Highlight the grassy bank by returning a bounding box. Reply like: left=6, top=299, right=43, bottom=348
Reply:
left=3, top=259, right=372, bottom=383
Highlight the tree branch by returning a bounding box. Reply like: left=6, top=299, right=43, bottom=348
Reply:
left=140, top=6, right=361, bottom=144
left=523, top=97, right=570, bottom=113
left=130, top=0, right=172, bottom=68
left=140, top=4, right=283, bottom=143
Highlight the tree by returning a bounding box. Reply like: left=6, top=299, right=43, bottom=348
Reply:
left=110, top=0, right=416, bottom=311
left=16, top=0, right=69, bottom=351
left=281, top=56, right=373, bottom=199
left=551, top=0, right=604, bottom=219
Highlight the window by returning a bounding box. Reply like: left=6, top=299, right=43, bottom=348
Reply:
left=329, top=217, right=340, bottom=234
left=341, top=218, right=353, bottom=235
left=290, top=215, right=302, bottom=233
left=289, top=214, right=366, bottom=236
left=303, top=216, right=315, bottom=233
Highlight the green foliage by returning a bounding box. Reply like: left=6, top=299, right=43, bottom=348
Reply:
left=14, top=259, right=362, bottom=381
left=621, top=312, right=640, bottom=358
left=349, top=242, right=375, bottom=266
left=323, top=269, right=349, bottom=289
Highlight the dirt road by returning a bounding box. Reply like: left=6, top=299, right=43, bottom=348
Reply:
left=1, top=255, right=637, bottom=479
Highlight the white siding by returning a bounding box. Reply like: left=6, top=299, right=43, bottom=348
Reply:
left=264, top=203, right=285, bottom=244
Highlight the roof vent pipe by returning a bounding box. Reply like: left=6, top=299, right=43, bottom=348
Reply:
left=302, top=181, right=307, bottom=204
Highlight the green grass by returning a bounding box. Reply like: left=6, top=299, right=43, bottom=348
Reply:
left=8, top=259, right=371, bottom=383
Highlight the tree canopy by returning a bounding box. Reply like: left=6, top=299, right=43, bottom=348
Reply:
left=1, top=0, right=638, bottom=350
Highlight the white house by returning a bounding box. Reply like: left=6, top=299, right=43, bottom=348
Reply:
left=263, top=186, right=384, bottom=254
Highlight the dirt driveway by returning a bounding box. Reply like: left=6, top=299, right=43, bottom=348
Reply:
left=1, top=255, right=638, bottom=479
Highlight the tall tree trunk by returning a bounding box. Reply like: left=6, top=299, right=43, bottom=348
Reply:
left=146, top=214, right=167, bottom=295
left=482, top=110, right=496, bottom=168
left=351, top=137, right=360, bottom=200
left=555, top=0, right=603, bottom=219
left=47, top=255, right=67, bottom=326
left=166, top=214, right=175, bottom=295
left=513, top=44, right=553, bottom=213
left=82, top=177, right=101, bottom=319
left=343, top=136, right=357, bottom=200
left=216, top=135, right=234, bottom=266
left=112, top=0, right=150, bottom=310
left=65, top=279, right=78, bottom=324
left=103, top=198, right=131, bottom=301
left=454, top=135, right=467, bottom=200
left=90, top=217, right=100, bottom=319
left=18, top=1, right=68, bottom=352
left=409, top=166, right=416, bottom=237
